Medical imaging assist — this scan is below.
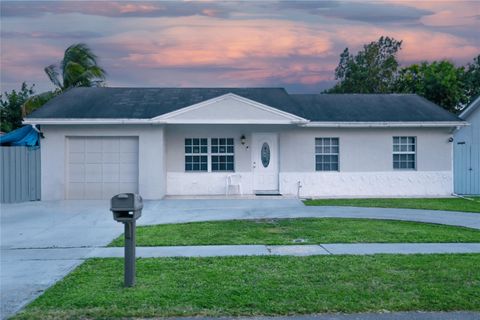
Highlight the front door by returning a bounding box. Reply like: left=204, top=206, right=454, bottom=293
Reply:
left=252, top=133, right=279, bottom=192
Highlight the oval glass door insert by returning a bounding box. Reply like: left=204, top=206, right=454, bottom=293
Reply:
left=261, top=142, right=270, bottom=168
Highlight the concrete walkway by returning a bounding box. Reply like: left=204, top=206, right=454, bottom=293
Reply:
left=84, top=243, right=480, bottom=258
left=8, top=243, right=480, bottom=263
left=2, top=199, right=480, bottom=319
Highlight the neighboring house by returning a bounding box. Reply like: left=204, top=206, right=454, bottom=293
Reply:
left=24, top=87, right=465, bottom=200
left=454, top=96, right=480, bottom=195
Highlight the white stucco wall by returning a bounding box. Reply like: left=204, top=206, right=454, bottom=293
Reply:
left=165, top=96, right=293, bottom=122
left=280, top=127, right=452, bottom=172
left=280, top=171, right=452, bottom=198
left=39, top=123, right=454, bottom=199
left=40, top=124, right=166, bottom=200
left=165, top=124, right=277, bottom=195
left=279, top=127, right=453, bottom=197
left=165, top=125, right=454, bottom=197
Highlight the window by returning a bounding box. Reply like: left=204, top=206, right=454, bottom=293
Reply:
left=211, top=138, right=234, bottom=171
left=315, top=138, right=339, bottom=171
left=184, top=138, right=234, bottom=172
left=393, top=136, right=416, bottom=170
left=185, top=138, right=208, bottom=171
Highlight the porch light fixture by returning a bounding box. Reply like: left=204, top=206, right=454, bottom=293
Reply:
left=240, top=135, right=246, bottom=145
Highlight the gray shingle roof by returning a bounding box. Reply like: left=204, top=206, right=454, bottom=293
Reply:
left=290, top=94, right=461, bottom=122
left=27, top=87, right=462, bottom=122
left=28, top=87, right=301, bottom=119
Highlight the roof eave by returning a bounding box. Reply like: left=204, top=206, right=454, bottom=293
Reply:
left=23, top=118, right=160, bottom=125
left=23, top=118, right=309, bottom=125
left=302, top=121, right=468, bottom=128
left=459, top=96, right=480, bottom=119
left=24, top=119, right=465, bottom=127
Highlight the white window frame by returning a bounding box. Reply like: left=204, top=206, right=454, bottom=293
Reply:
left=393, top=136, right=416, bottom=170
left=184, top=138, right=208, bottom=172
left=315, top=137, right=340, bottom=171
left=184, top=137, right=235, bottom=172
left=211, top=138, right=235, bottom=172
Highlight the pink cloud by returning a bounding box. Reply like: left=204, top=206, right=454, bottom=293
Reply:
left=101, top=18, right=336, bottom=87
left=111, top=19, right=333, bottom=68
left=398, top=31, right=479, bottom=62
left=333, top=25, right=479, bottom=64
left=384, top=0, right=479, bottom=27
left=1, top=1, right=478, bottom=92
left=1, top=1, right=229, bottom=18
left=100, top=15, right=479, bottom=88
left=116, top=3, right=160, bottom=14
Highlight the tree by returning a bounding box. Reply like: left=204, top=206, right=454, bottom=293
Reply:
left=21, top=91, right=58, bottom=117
left=463, top=55, right=480, bottom=106
left=0, top=82, right=35, bottom=132
left=44, top=43, right=106, bottom=90
left=327, top=36, right=402, bottom=93
left=395, top=60, right=466, bottom=113
left=21, top=43, right=107, bottom=116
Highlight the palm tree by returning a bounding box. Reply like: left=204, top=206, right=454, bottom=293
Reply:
left=44, top=43, right=106, bottom=90
left=22, top=43, right=106, bottom=116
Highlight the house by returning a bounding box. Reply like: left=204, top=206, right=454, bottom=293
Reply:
left=454, top=96, right=480, bottom=195
left=24, top=87, right=466, bottom=200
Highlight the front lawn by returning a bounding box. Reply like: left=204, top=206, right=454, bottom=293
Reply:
left=109, top=218, right=480, bottom=247
left=304, top=197, right=480, bottom=213
left=15, top=254, right=480, bottom=319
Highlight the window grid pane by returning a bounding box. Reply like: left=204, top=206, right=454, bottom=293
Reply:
left=185, top=138, right=208, bottom=172
left=211, top=138, right=234, bottom=172
left=393, top=136, right=416, bottom=170
left=315, top=138, right=339, bottom=171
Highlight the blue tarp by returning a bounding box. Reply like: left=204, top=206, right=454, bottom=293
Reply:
left=0, top=125, right=40, bottom=147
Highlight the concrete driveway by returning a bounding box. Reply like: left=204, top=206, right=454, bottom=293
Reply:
left=1, top=200, right=121, bottom=318
left=1, top=199, right=479, bottom=318
left=0, top=199, right=301, bottom=318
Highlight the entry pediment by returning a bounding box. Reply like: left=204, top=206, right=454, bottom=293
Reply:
left=152, top=93, right=307, bottom=124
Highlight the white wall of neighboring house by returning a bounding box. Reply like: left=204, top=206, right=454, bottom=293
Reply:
left=454, top=103, right=480, bottom=195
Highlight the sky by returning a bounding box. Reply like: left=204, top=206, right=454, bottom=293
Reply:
left=1, top=0, right=479, bottom=94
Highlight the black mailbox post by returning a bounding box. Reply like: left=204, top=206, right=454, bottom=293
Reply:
left=111, top=193, right=143, bottom=287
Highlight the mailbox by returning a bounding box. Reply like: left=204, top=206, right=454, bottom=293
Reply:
left=110, top=193, right=143, bottom=287
left=111, top=193, right=143, bottom=222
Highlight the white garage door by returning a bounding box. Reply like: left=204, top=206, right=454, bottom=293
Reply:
left=67, top=137, right=139, bottom=199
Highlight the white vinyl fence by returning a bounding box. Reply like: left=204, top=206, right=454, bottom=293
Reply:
left=0, top=147, right=41, bottom=203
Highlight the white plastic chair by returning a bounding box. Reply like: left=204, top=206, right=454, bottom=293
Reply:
left=225, top=174, right=242, bottom=196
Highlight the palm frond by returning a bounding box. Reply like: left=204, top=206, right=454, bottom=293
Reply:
left=60, top=43, right=106, bottom=89
left=63, top=61, right=87, bottom=88
left=21, top=91, right=58, bottom=116
left=44, top=64, right=63, bottom=89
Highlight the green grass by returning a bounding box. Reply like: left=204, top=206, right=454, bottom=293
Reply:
left=14, top=254, right=480, bottom=319
left=303, top=197, right=480, bottom=213
left=109, top=218, right=480, bottom=247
